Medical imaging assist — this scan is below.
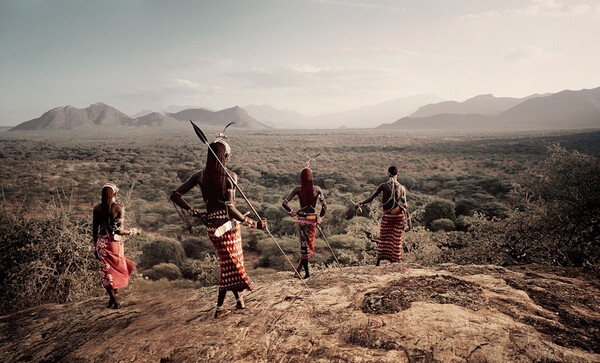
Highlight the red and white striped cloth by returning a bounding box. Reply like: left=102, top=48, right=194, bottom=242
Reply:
left=377, top=213, right=404, bottom=263
left=206, top=210, right=252, bottom=292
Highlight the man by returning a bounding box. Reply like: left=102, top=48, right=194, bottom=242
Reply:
left=355, top=166, right=411, bottom=266
left=282, top=167, right=327, bottom=279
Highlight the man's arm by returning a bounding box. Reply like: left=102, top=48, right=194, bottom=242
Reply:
left=170, top=171, right=202, bottom=212
left=357, top=184, right=384, bottom=207
left=114, top=205, right=139, bottom=236
left=282, top=187, right=300, bottom=214
left=92, top=207, right=99, bottom=245
left=226, top=173, right=267, bottom=229
left=224, top=173, right=247, bottom=221
left=316, top=186, right=328, bottom=217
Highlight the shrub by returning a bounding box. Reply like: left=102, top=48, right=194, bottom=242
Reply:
left=455, top=199, right=481, bottom=217
left=179, top=256, right=219, bottom=286
left=0, top=202, right=99, bottom=314
left=521, top=145, right=600, bottom=267
left=462, top=145, right=600, bottom=268
left=479, top=202, right=509, bottom=220
left=454, top=216, right=471, bottom=231
left=140, top=237, right=185, bottom=269
left=144, top=263, right=182, bottom=281
left=430, top=218, right=455, bottom=232
left=327, top=234, right=354, bottom=249
left=258, top=255, right=288, bottom=270
left=422, top=199, right=455, bottom=227
left=181, top=237, right=213, bottom=259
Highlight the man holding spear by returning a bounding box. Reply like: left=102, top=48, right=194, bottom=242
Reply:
left=170, top=124, right=267, bottom=318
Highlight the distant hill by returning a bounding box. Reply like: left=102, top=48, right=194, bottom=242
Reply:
left=168, top=106, right=270, bottom=129
left=11, top=103, right=133, bottom=131
left=378, top=87, right=600, bottom=130
left=131, top=109, right=155, bottom=118
left=497, top=87, right=600, bottom=129
left=165, top=104, right=212, bottom=114
left=244, top=104, right=305, bottom=129
left=309, top=94, right=444, bottom=129
left=411, top=94, right=543, bottom=118
left=124, top=112, right=183, bottom=128
left=243, top=95, right=444, bottom=129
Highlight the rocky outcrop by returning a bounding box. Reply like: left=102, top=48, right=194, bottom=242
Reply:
left=1, top=263, right=598, bottom=361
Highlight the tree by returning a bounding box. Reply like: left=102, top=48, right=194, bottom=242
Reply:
left=525, top=145, right=600, bottom=266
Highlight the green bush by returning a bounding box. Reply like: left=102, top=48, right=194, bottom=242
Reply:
left=181, top=237, right=213, bottom=259
left=422, top=199, right=455, bottom=227
left=455, top=199, right=481, bottom=217
left=327, top=234, right=354, bottom=249
left=480, top=202, right=509, bottom=220
left=430, top=218, right=455, bottom=232
left=258, top=255, right=288, bottom=270
left=144, top=263, right=182, bottom=281
left=140, top=237, right=185, bottom=269
left=454, top=216, right=471, bottom=231
left=180, top=256, right=220, bottom=286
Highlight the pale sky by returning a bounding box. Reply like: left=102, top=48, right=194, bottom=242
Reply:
left=1, top=0, right=599, bottom=126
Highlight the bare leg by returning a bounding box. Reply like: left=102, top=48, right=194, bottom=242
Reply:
left=303, top=259, right=310, bottom=279
left=233, top=290, right=245, bottom=309
left=105, top=288, right=114, bottom=308
left=106, top=288, right=120, bottom=309
left=293, top=259, right=303, bottom=278
left=215, top=290, right=230, bottom=318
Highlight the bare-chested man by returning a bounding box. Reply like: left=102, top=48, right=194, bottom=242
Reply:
left=355, top=166, right=411, bottom=266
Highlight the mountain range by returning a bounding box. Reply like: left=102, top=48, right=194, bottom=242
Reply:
left=10, top=104, right=268, bottom=131
left=379, top=87, right=600, bottom=130
left=9, top=86, right=600, bottom=131
left=409, top=94, right=545, bottom=118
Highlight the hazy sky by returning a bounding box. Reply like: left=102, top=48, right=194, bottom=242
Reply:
left=1, top=0, right=599, bottom=125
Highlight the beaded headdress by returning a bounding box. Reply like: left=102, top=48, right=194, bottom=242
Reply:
left=102, top=182, right=119, bottom=193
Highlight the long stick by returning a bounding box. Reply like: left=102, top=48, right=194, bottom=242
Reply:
left=316, top=225, right=343, bottom=271
left=190, top=121, right=320, bottom=304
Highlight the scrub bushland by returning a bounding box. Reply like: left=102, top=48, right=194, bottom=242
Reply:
left=1, top=129, right=599, bottom=313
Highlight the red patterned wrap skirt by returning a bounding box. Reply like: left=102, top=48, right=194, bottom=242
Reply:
left=96, top=235, right=135, bottom=289
left=377, top=213, right=404, bottom=263
left=206, top=210, right=252, bottom=292
left=296, top=216, right=317, bottom=260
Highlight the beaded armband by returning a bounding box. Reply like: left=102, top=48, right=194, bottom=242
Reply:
left=243, top=217, right=257, bottom=229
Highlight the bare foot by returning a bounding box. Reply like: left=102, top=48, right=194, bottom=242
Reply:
left=236, top=300, right=246, bottom=309
left=214, top=309, right=230, bottom=319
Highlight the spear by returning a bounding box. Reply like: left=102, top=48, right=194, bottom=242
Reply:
left=316, top=225, right=343, bottom=271
left=190, top=120, right=320, bottom=304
